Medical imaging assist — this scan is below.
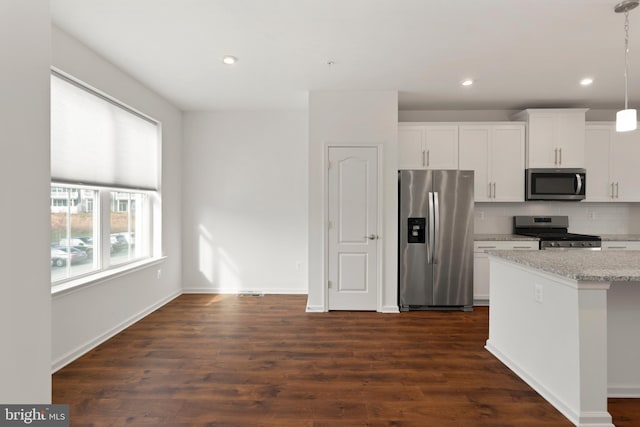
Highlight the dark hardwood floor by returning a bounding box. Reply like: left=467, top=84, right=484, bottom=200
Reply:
left=53, top=294, right=639, bottom=426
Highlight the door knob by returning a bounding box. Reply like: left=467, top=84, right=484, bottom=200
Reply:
left=367, top=234, right=378, bottom=240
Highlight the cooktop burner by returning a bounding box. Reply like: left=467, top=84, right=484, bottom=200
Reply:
left=513, top=215, right=601, bottom=249
left=517, top=231, right=601, bottom=241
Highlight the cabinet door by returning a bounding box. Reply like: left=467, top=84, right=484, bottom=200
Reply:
left=459, top=126, right=491, bottom=202
left=398, top=126, right=425, bottom=169
left=423, top=125, right=459, bottom=169
left=527, top=113, right=557, bottom=167
left=556, top=112, right=585, bottom=168
left=584, top=126, right=613, bottom=201
left=491, top=126, right=525, bottom=202
left=611, top=131, right=640, bottom=201
left=473, top=251, right=490, bottom=304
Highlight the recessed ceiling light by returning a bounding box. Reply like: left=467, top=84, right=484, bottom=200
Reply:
left=222, top=55, right=237, bottom=65
left=461, top=79, right=474, bottom=86
left=580, top=78, right=594, bottom=86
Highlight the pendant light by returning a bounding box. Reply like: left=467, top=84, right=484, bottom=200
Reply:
left=615, top=0, right=639, bottom=132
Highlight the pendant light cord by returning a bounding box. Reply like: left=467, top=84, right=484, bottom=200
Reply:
left=625, top=10, right=630, bottom=110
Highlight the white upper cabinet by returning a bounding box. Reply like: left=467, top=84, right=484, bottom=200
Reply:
left=459, top=123, right=525, bottom=202
left=585, top=123, right=640, bottom=202
left=513, top=109, right=588, bottom=168
left=398, top=123, right=458, bottom=170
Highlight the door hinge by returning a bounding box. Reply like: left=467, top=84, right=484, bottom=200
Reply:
left=328, top=280, right=333, bottom=289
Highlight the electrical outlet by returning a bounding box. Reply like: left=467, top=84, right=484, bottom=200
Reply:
left=534, top=284, right=543, bottom=303
left=589, top=211, right=597, bottom=220
left=477, top=211, right=485, bottom=220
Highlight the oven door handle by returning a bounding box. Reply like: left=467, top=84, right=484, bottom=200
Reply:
left=575, top=174, right=583, bottom=195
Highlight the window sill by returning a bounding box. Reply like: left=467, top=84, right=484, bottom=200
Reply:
left=51, top=256, right=167, bottom=298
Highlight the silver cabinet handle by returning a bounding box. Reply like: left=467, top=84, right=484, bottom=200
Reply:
left=366, top=234, right=378, bottom=240
left=616, top=182, right=619, bottom=198
left=554, top=148, right=558, bottom=165
left=575, top=174, right=582, bottom=195
left=477, top=246, right=497, bottom=249
left=421, top=150, right=425, bottom=167
left=493, top=182, right=496, bottom=199
left=559, top=147, right=562, bottom=165
left=488, top=182, right=492, bottom=198
left=513, top=246, right=533, bottom=249
left=611, top=182, right=615, bottom=198
left=426, top=150, right=430, bottom=167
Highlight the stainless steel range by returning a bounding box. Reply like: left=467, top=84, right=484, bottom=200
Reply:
left=514, top=216, right=601, bottom=250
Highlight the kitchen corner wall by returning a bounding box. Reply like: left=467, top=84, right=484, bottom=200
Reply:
left=182, top=111, right=308, bottom=294
left=307, top=91, right=398, bottom=312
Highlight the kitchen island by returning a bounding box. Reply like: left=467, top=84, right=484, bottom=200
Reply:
left=485, top=250, right=640, bottom=427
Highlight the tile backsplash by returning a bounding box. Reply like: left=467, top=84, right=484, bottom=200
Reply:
left=475, top=202, right=640, bottom=235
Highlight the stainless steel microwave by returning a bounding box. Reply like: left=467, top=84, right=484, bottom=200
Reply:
left=526, top=168, right=586, bottom=201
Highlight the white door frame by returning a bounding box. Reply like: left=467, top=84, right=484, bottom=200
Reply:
left=323, top=142, right=384, bottom=312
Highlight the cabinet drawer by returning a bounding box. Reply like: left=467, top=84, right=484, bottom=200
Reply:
left=602, top=241, right=640, bottom=251
left=474, top=241, right=539, bottom=252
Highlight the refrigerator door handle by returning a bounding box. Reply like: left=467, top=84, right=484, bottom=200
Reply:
left=433, top=191, right=440, bottom=264
left=428, top=191, right=435, bottom=264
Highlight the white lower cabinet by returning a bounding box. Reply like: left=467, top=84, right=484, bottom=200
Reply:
left=473, top=241, right=539, bottom=305
left=601, top=241, right=640, bottom=251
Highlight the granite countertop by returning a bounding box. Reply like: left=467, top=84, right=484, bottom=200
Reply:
left=488, top=250, right=640, bottom=282
left=475, top=234, right=539, bottom=241
left=599, top=234, right=640, bottom=241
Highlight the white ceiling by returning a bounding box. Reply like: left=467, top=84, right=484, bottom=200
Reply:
left=51, top=0, right=640, bottom=112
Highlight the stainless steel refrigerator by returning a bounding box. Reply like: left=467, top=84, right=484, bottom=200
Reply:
left=398, top=170, right=474, bottom=311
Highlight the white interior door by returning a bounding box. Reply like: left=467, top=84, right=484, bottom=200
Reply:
left=327, top=146, right=379, bottom=311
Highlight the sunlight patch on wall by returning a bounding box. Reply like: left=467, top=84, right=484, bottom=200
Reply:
left=217, top=247, right=242, bottom=292
left=198, top=223, right=243, bottom=291
left=198, top=224, right=214, bottom=284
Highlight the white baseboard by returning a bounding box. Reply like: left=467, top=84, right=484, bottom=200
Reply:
left=51, top=290, right=182, bottom=373
left=485, top=341, right=614, bottom=427
left=380, top=305, right=400, bottom=313
left=305, top=304, right=325, bottom=312
left=182, top=287, right=308, bottom=295
left=608, top=385, right=640, bottom=398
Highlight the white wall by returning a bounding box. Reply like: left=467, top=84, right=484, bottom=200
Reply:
left=307, top=91, right=398, bottom=312
left=0, top=0, right=51, bottom=403
left=50, top=27, right=183, bottom=371
left=182, top=111, right=308, bottom=294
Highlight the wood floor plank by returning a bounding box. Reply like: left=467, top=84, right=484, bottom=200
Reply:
left=52, top=294, right=638, bottom=426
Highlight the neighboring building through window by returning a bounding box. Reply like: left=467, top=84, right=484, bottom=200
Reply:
left=50, top=70, right=160, bottom=287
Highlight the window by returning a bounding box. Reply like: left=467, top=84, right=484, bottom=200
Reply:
left=50, top=70, right=160, bottom=288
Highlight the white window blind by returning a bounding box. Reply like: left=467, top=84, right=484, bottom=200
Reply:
left=51, top=72, right=159, bottom=190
